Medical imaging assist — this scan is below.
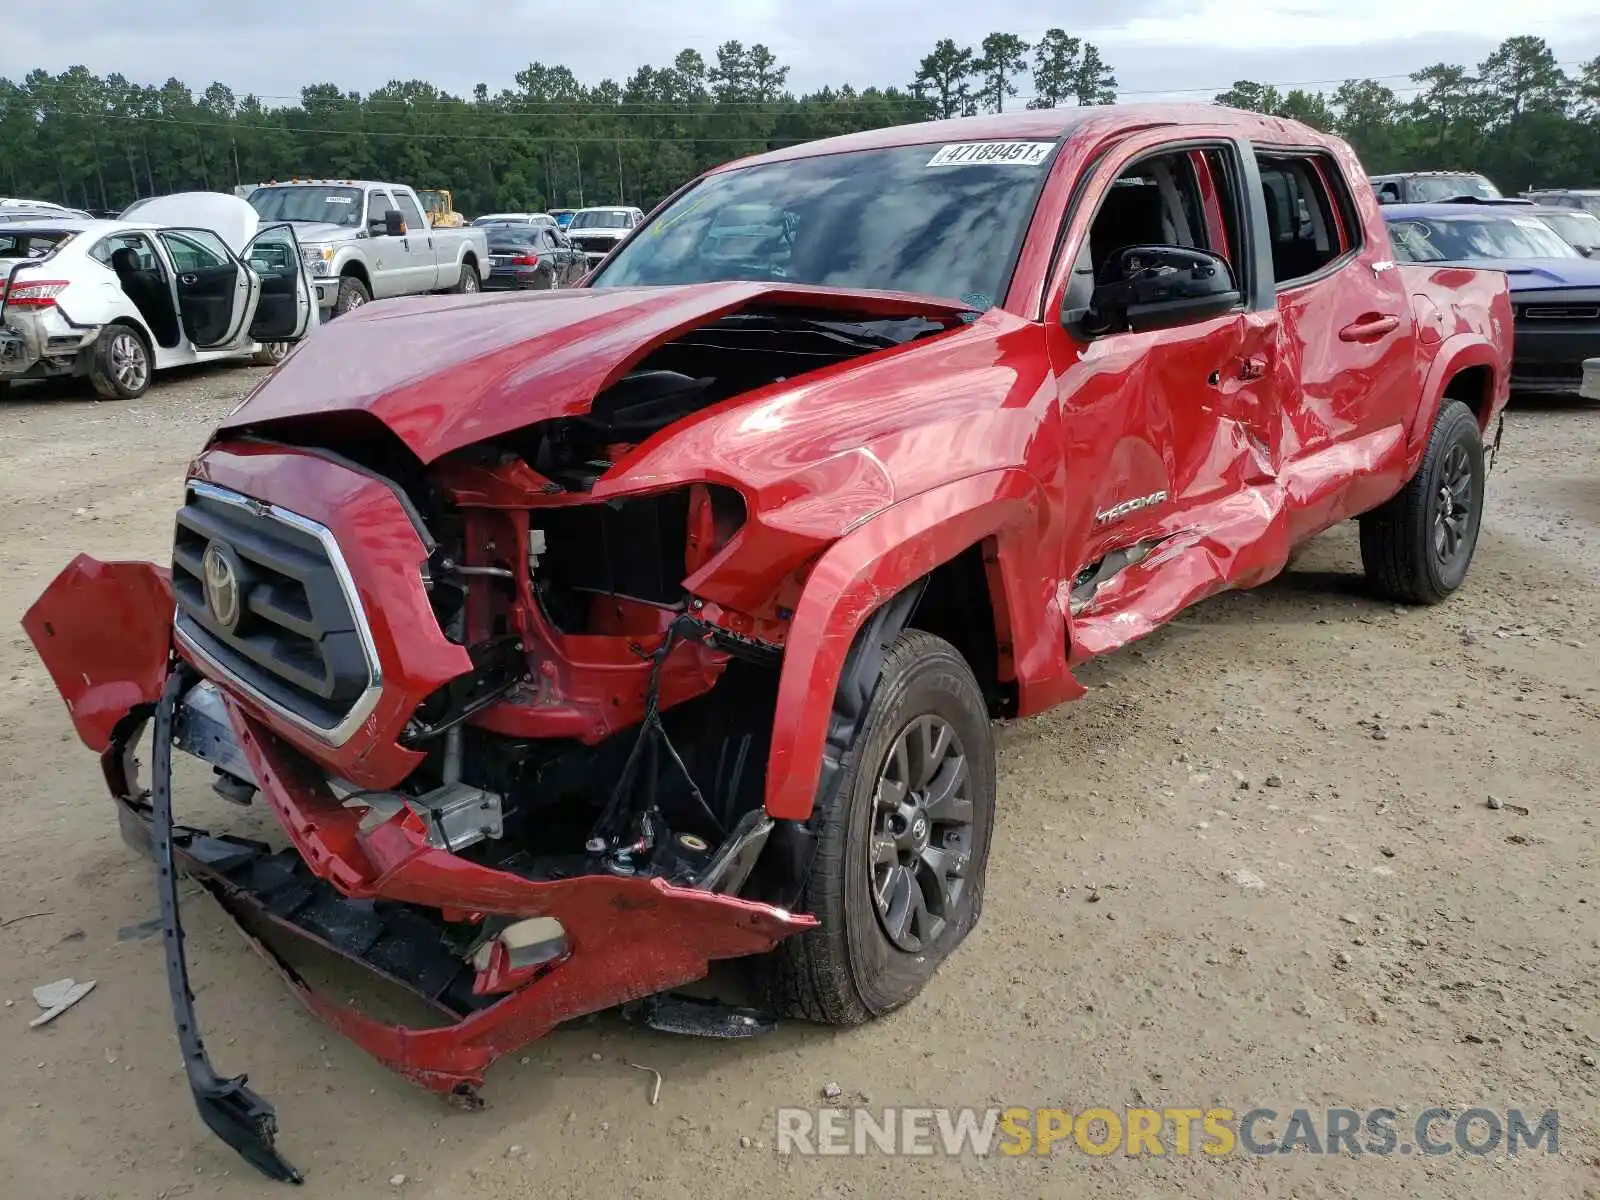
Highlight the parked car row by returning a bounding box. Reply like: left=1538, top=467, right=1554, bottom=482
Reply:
left=1382, top=199, right=1600, bottom=394
left=0, top=181, right=641, bottom=401
left=471, top=206, right=648, bottom=268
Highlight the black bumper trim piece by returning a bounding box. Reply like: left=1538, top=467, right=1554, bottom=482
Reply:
left=152, top=668, right=303, bottom=1185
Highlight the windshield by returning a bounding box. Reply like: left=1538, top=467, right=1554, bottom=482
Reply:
left=249, top=186, right=363, bottom=227
left=1387, top=214, right=1580, bottom=262
left=1539, top=210, right=1600, bottom=247
left=592, top=141, right=1057, bottom=307
left=1408, top=175, right=1501, bottom=202
left=571, top=210, right=631, bottom=230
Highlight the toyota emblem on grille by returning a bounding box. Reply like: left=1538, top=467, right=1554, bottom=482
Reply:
left=201, top=543, right=242, bottom=630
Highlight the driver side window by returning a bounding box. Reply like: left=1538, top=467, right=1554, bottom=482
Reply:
left=1063, top=145, right=1245, bottom=336
left=1083, top=151, right=1218, bottom=279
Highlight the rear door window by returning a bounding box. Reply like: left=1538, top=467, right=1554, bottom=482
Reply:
left=91, top=232, right=163, bottom=273
left=395, top=192, right=428, bottom=234
left=1252, top=153, right=1361, bottom=287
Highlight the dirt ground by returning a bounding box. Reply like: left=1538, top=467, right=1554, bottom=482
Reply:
left=0, top=365, right=1596, bottom=1200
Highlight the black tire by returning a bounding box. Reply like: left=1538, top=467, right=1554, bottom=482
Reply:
left=451, top=262, right=481, bottom=295
left=1359, top=398, right=1485, bottom=604
left=760, top=630, right=996, bottom=1025
left=333, top=275, right=370, bottom=317
left=88, top=324, right=151, bottom=400
left=251, top=341, right=292, bottom=367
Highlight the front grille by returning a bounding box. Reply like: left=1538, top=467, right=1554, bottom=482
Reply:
left=571, top=236, right=615, bottom=255
left=171, top=482, right=378, bottom=742
left=1521, top=304, right=1600, bottom=320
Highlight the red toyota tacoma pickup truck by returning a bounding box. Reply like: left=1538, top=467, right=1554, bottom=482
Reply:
left=23, top=104, right=1511, bottom=1180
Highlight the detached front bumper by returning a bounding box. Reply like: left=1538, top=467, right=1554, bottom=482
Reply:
left=125, top=688, right=810, bottom=1086
left=23, top=554, right=813, bottom=1180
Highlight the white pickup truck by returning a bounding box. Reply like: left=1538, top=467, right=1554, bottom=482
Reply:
left=242, top=181, right=490, bottom=317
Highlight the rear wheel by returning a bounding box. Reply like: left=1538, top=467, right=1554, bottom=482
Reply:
left=451, top=263, right=481, bottom=295
left=251, top=341, right=292, bottom=367
left=88, top=325, right=151, bottom=400
left=333, top=275, right=369, bottom=317
left=760, top=630, right=995, bottom=1025
left=1360, top=398, right=1485, bottom=604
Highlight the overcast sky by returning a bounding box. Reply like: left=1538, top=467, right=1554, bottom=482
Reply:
left=5, top=0, right=1600, bottom=105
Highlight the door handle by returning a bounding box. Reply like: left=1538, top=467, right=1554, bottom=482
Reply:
left=180, top=273, right=197, bottom=286
left=1339, top=313, right=1400, bottom=342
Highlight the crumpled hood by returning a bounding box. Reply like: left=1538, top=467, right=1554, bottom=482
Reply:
left=217, top=282, right=972, bottom=464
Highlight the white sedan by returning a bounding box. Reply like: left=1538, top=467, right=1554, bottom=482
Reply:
left=0, top=193, right=316, bottom=400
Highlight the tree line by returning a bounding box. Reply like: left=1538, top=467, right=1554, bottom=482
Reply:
left=0, top=33, right=1595, bottom=218
left=1214, top=37, right=1600, bottom=191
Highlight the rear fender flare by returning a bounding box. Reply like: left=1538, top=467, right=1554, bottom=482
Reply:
left=761, top=469, right=1047, bottom=821
left=1408, top=333, right=1504, bottom=460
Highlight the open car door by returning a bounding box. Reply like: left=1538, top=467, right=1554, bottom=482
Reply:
left=243, top=223, right=314, bottom=343
left=155, top=227, right=261, bottom=352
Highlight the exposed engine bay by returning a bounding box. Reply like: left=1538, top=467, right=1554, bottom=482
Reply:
left=198, top=303, right=956, bottom=905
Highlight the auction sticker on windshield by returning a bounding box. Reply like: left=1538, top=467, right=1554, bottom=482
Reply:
left=927, top=142, right=1054, bottom=167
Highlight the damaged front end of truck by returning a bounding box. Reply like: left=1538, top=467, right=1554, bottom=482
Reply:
left=22, top=280, right=995, bottom=1182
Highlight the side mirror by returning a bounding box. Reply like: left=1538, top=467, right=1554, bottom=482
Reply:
left=1578, top=245, right=1594, bottom=257
left=1073, top=245, right=1240, bottom=336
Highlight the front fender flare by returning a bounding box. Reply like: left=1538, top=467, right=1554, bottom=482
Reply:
left=762, top=469, right=1069, bottom=821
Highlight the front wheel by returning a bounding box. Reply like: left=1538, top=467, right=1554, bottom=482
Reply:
left=1360, top=398, right=1485, bottom=604
left=759, top=630, right=996, bottom=1026
left=333, top=276, right=369, bottom=317
left=451, top=263, right=481, bottom=294
left=88, top=325, right=151, bottom=400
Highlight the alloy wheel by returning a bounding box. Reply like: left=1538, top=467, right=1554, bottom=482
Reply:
left=1432, top=442, right=1474, bottom=566
left=869, top=714, right=973, bottom=953
left=110, top=331, right=148, bottom=392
